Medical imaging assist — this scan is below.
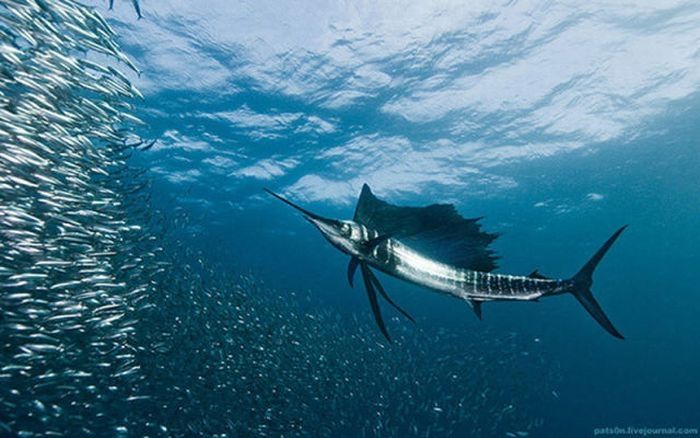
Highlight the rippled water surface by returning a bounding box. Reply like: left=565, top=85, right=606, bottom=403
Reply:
left=1, top=0, right=700, bottom=436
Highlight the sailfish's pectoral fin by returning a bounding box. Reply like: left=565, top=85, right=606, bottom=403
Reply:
left=360, top=263, right=391, bottom=342
left=364, top=267, right=416, bottom=324
left=468, top=300, right=483, bottom=320
left=363, top=234, right=391, bottom=251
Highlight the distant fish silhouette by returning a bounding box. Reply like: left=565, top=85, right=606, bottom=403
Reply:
left=108, top=0, right=142, bottom=19
left=266, top=184, right=627, bottom=341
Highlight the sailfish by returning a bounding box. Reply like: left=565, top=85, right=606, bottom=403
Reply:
left=265, top=184, right=626, bottom=341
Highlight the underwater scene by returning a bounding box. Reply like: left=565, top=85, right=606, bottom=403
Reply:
left=1, top=0, right=699, bottom=436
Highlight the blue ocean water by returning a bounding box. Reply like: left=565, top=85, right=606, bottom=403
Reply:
left=2, top=0, right=700, bottom=436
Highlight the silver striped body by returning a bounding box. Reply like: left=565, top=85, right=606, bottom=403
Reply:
left=349, top=223, right=567, bottom=302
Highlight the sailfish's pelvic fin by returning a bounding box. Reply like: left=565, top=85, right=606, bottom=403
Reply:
left=360, top=263, right=391, bottom=342
left=365, top=266, right=415, bottom=324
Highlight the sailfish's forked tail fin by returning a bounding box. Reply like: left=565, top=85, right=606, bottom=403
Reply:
left=569, top=225, right=628, bottom=339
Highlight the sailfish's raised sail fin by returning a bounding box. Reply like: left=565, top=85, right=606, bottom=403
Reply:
left=353, top=184, right=500, bottom=272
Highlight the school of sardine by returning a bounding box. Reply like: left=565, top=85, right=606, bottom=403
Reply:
left=0, top=1, right=558, bottom=436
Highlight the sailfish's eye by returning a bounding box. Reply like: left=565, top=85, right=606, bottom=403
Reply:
left=340, top=223, right=351, bottom=236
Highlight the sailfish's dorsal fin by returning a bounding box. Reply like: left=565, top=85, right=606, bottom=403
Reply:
left=353, top=184, right=500, bottom=272
left=529, top=269, right=550, bottom=280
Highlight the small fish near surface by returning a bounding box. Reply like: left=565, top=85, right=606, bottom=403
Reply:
left=108, top=0, right=143, bottom=19
left=265, top=184, right=627, bottom=341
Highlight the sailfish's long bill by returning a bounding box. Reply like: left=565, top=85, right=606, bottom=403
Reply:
left=265, top=185, right=627, bottom=341
left=263, top=188, right=346, bottom=244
